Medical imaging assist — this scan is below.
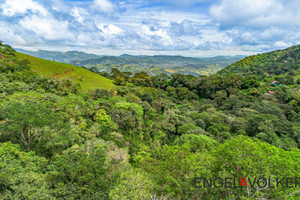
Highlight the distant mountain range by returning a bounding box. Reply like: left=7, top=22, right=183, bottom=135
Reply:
left=16, top=49, right=245, bottom=76
left=16, top=49, right=103, bottom=63
left=73, top=54, right=245, bottom=76
left=72, top=54, right=244, bottom=66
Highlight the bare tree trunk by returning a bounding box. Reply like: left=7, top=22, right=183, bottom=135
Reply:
left=19, top=125, right=39, bottom=151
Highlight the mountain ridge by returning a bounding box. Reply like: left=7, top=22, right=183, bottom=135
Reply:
left=16, top=49, right=104, bottom=63
left=16, top=49, right=245, bottom=76
left=218, top=44, right=300, bottom=77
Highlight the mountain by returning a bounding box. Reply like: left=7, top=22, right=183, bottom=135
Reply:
left=73, top=55, right=245, bottom=76
left=16, top=52, right=115, bottom=92
left=218, top=45, right=300, bottom=77
left=16, top=49, right=103, bottom=63
left=72, top=54, right=243, bottom=67
left=16, top=49, right=245, bottom=76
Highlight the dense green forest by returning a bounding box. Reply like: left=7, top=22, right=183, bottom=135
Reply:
left=0, top=41, right=300, bottom=199
left=219, top=45, right=300, bottom=78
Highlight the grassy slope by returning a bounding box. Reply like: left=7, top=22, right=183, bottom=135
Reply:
left=16, top=52, right=115, bottom=92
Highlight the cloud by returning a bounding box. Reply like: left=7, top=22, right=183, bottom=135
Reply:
left=19, top=15, right=73, bottom=40
left=71, top=7, right=84, bottom=23
left=0, top=0, right=233, bottom=54
left=0, top=22, right=26, bottom=45
left=208, top=0, right=300, bottom=52
left=150, top=0, right=210, bottom=7
left=139, top=25, right=173, bottom=47
left=1, top=0, right=48, bottom=16
left=1, top=0, right=300, bottom=55
left=50, top=0, right=69, bottom=13
left=210, top=0, right=300, bottom=29
left=93, top=0, right=115, bottom=13
left=170, top=20, right=199, bottom=36
left=97, top=24, right=124, bottom=38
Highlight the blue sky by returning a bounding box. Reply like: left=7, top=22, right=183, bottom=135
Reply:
left=1, top=0, right=300, bottom=56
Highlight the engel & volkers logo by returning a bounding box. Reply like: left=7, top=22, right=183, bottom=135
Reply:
left=194, top=177, right=300, bottom=188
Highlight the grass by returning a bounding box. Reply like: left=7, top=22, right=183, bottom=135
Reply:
left=16, top=52, right=115, bottom=92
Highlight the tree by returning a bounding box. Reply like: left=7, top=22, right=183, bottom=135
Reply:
left=0, top=102, right=59, bottom=151
left=46, top=142, right=111, bottom=199
left=111, top=68, right=122, bottom=78
left=141, top=92, right=154, bottom=103
left=207, top=123, right=231, bottom=143
left=93, top=109, right=117, bottom=137
left=174, top=134, right=217, bottom=152
left=139, top=144, right=213, bottom=199
left=212, top=135, right=300, bottom=199
left=109, top=168, right=155, bottom=200
left=0, top=142, right=51, bottom=199
left=111, top=102, right=144, bottom=132
left=177, top=123, right=201, bottom=135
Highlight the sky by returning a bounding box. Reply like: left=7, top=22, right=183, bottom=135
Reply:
left=1, top=0, right=300, bottom=56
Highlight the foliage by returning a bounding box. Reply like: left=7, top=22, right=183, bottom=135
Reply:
left=219, top=45, right=300, bottom=78
left=0, top=101, right=60, bottom=151
left=0, top=42, right=299, bottom=199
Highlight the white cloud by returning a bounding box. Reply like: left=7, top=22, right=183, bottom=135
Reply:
left=97, top=24, right=124, bottom=38
left=0, top=22, right=26, bottom=45
left=208, top=0, right=300, bottom=52
left=1, top=0, right=48, bottom=16
left=274, top=41, right=292, bottom=48
left=51, top=0, right=70, bottom=13
left=71, top=7, right=84, bottom=23
left=93, top=0, right=115, bottom=13
left=170, top=20, right=198, bottom=36
left=1, top=0, right=300, bottom=55
left=210, top=0, right=300, bottom=28
left=139, top=25, right=173, bottom=47
left=19, top=15, right=73, bottom=40
left=152, top=0, right=210, bottom=7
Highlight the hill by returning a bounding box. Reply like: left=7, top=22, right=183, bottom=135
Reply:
left=16, top=49, right=103, bottom=63
left=16, top=53, right=115, bottom=92
left=218, top=45, right=300, bottom=77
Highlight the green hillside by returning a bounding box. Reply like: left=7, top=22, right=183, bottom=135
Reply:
left=16, top=52, right=115, bottom=92
left=218, top=45, right=300, bottom=77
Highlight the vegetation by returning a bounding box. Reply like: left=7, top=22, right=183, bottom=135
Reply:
left=219, top=45, right=300, bottom=78
left=0, top=41, right=299, bottom=199
left=16, top=53, right=115, bottom=92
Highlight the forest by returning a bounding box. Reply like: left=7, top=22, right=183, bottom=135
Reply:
left=0, top=41, right=299, bottom=199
